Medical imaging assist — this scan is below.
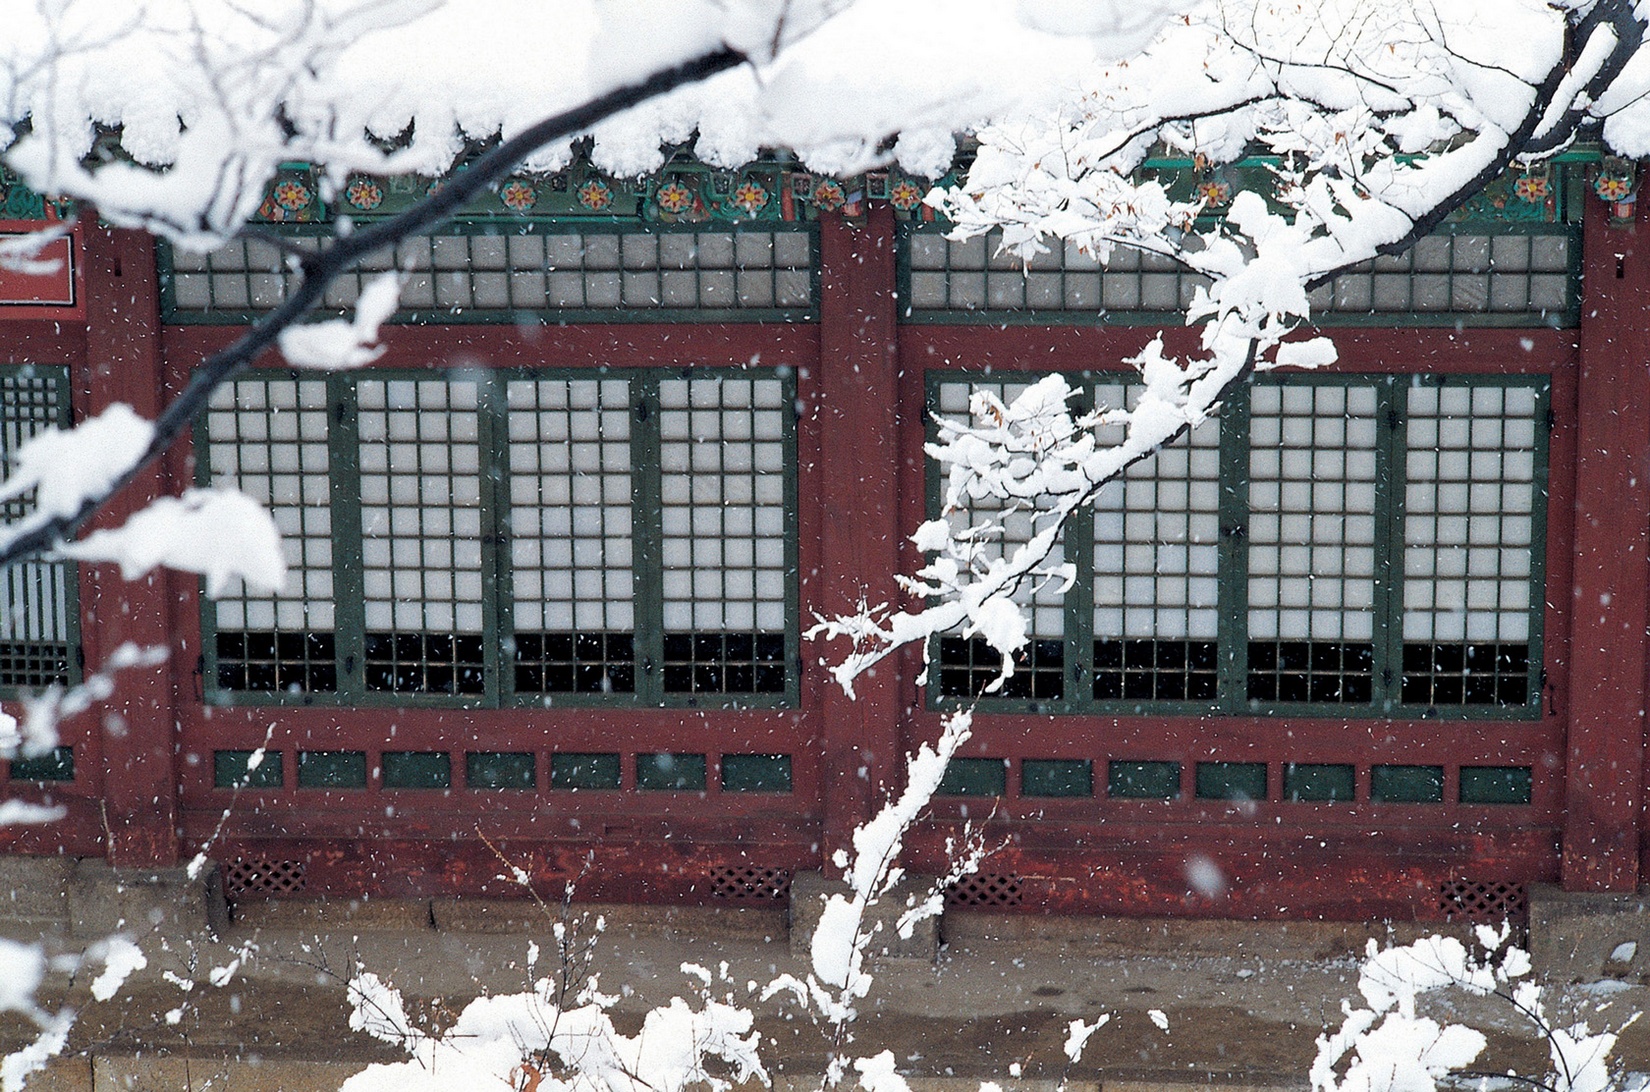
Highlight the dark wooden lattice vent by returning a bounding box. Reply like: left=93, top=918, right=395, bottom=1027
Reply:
left=1438, top=879, right=1527, bottom=923
left=708, top=865, right=791, bottom=902
left=946, top=873, right=1023, bottom=908
left=225, top=857, right=309, bottom=900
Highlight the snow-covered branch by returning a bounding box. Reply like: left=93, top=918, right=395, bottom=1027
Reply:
left=0, top=43, right=749, bottom=573
left=813, top=0, right=1650, bottom=696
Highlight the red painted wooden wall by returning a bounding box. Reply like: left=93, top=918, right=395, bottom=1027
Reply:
left=1, top=192, right=1644, bottom=920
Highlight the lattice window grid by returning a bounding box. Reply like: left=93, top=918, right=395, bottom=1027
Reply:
left=168, top=229, right=815, bottom=319
left=0, top=368, right=75, bottom=690
left=658, top=377, right=789, bottom=696
left=224, top=857, right=309, bottom=900
left=905, top=226, right=1574, bottom=324
left=1402, top=385, right=1538, bottom=706
left=1438, top=880, right=1528, bottom=923
left=508, top=377, right=635, bottom=694
left=933, top=380, right=1067, bottom=700
left=357, top=378, right=485, bottom=694
left=206, top=377, right=336, bottom=691
left=946, top=873, right=1024, bottom=908
left=1091, top=381, right=1221, bottom=701
left=708, top=865, right=792, bottom=902
left=1246, top=383, right=1379, bottom=704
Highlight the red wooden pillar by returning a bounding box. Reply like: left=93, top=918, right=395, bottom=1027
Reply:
left=1564, top=184, right=1650, bottom=891
left=815, top=207, right=903, bottom=867
left=78, top=225, right=179, bottom=867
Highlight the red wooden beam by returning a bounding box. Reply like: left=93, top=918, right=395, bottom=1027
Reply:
left=814, top=208, right=904, bottom=869
left=80, top=226, right=180, bottom=868
left=1564, top=182, right=1650, bottom=891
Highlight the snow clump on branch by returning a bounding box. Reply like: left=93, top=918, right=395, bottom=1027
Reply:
left=814, top=0, right=1650, bottom=694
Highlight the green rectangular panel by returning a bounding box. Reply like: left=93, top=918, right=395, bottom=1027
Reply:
left=297, top=750, right=367, bottom=788
left=383, top=751, right=452, bottom=789
left=465, top=751, right=535, bottom=790
left=1284, top=763, right=1354, bottom=802
left=1022, top=759, right=1092, bottom=797
left=720, top=753, right=792, bottom=793
left=1195, top=762, right=1268, bottom=801
left=637, top=752, right=707, bottom=791
left=936, top=757, right=1007, bottom=797
left=214, top=750, right=283, bottom=789
left=1108, top=760, right=1180, bottom=800
left=9, top=746, right=73, bottom=782
left=1459, top=766, right=1532, bottom=805
left=1371, top=764, right=1444, bottom=803
left=550, top=752, right=621, bottom=790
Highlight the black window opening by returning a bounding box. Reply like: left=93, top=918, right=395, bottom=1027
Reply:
left=0, top=366, right=78, bottom=695
left=929, top=375, right=1549, bottom=716
left=201, top=369, right=798, bottom=708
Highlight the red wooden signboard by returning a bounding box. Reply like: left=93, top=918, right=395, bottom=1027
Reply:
left=0, top=223, right=79, bottom=316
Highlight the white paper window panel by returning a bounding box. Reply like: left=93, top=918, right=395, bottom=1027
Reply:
left=175, top=231, right=812, bottom=314
left=1087, top=382, right=1220, bottom=640
left=658, top=378, right=788, bottom=632
left=1402, top=385, right=1539, bottom=641
left=908, top=229, right=1570, bottom=315
left=935, top=381, right=1068, bottom=638
left=357, top=379, right=485, bottom=632
left=204, top=378, right=335, bottom=626
left=1247, top=385, right=1378, bottom=641
left=506, top=378, right=635, bottom=632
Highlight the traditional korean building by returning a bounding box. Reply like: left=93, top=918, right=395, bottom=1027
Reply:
left=0, top=151, right=1644, bottom=929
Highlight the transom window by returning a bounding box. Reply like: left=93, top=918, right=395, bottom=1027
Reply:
left=163, top=225, right=817, bottom=323
left=202, top=369, right=797, bottom=707
left=901, top=224, right=1577, bottom=328
left=931, top=373, right=1548, bottom=716
left=0, top=365, right=77, bottom=694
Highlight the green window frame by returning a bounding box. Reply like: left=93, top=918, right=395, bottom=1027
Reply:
left=929, top=372, right=1549, bottom=718
left=160, top=222, right=819, bottom=325
left=200, top=367, right=799, bottom=708
left=0, top=364, right=79, bottom=696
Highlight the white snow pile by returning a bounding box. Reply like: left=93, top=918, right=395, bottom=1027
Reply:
left=0, top=938, right=71, bottom=1092
left=0, top=0, right=1197, bottom=244
left=0, top=801, right=65, bottom=826
left=1313, top=926, right=1647, bottom=1092
left=87, top=937, right=148, bottom=1003
left=62, top=487, right=286, bottom=597
left=340, top=965, right=765, bottom=1092
left=277, top=272, right=402, bottom=370
left=808, top=711, right=972, bottom=993
left=0, top=403, right=152, bottom=527
left=343, top=712, right=988, bottom=1092
left=0, top=940, right=44, bottom=1016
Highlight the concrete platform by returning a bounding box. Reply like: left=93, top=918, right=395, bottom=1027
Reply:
left=1, top=863, right=1648, bottom=1090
